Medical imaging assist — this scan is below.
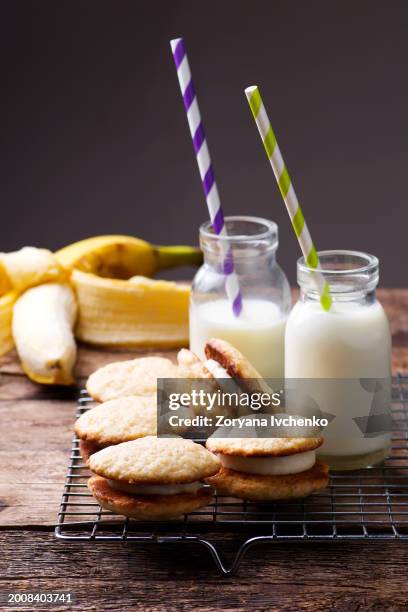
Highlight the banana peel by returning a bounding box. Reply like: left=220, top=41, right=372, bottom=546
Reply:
left=55, top=235, right=202, bottom=278
left=72, top=270, right=190, bottom=348
left=0, top=291, right=17, bottom=357
left=56, top=235, right=201, bottom=349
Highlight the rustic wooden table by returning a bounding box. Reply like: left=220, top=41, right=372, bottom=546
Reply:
left=1, top=289, right=408, bottom=611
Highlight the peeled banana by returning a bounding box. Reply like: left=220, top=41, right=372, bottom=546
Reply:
left=0, top=247, right=67, bottom=359
left=12, top=283, right=78, bottom=385
left=72, top=271, right=189, bottom=347
left=0, top=246, right=66, bottom=295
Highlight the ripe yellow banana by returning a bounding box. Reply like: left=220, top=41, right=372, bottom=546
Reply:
left=55, top=235, right=202, bottom=278
left=72, top=271, right=189, bottom=348
left=0, top=291, right=17, bottom=356
left=55, top=235, right=201, bottom=349
left=12, top=283, right=77, bottom=384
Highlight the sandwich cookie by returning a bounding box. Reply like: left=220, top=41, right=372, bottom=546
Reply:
left=176, top=342, right=272, bottom=418
left=205, top=436, right=329, bottom=501
left=86, top=356, right=180, bottom=402
left=75, top=395, right=157, bottom=463
left=88, top=436, right=220, bottom=520
left=204, top=338, right=275, bottom=395
left=177, top=345, right=241, bottom=390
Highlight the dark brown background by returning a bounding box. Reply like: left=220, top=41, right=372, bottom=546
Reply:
left=2, top=0, right=407, bottom=285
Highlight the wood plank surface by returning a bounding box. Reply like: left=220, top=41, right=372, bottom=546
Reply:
left=0, top=400, right=72, bottom=526
left=1, top=531, right=408, bottom=611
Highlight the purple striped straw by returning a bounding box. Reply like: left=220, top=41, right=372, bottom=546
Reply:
left=170, top=37, right=242, bottom=317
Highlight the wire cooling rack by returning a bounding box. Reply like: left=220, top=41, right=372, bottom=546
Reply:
left=55, top=376, right=408, bottom=575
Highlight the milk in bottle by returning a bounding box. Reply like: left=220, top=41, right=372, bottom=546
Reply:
left=190, top=217, right=291, bottom=379
left=285, top=251, right=392, bottom=470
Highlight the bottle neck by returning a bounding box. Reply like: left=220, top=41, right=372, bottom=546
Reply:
left=297, top=250, right=380, bottom=308
left=203, top=247, right=277, bottom=274
left=300, top=286, right=377, bottom=306
left=199, top=216, right=279, bottom=274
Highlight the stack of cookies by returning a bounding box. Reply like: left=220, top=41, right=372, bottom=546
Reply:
left=76, top=340, right=329, bottom=520
left=76, top=354, right=222, bottom=519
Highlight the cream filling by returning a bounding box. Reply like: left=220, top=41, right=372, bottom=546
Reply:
left=107, top=479, right=202, bottom=496
left=204, top=359, right=232, bottom=380
left=218, top=450, right=316, bottom=475
left=204, top=359, right=244, bottom=396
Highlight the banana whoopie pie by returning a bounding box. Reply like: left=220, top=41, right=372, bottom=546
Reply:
left=203, top=338, right=276, bottom=395
left=88, top=436, right=220, bottom=520
left=86, top=356, right=180, bottom=402
left=86, top=347, right=226, bottom=406
left=199, top=338, right=329, bottom=500
left=175, top=339, right=274, bottom=419
left=177, top=338, right=274, bottom=396
left=75, top=395, right=157, bottom=463
left=205, top=436, right=328, bottom=500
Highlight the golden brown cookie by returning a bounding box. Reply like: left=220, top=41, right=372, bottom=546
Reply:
left=205, top=461, right=329, bottom=501
left=88, top=475, right=213, bottom=520
left=205, top=338, right=263, bottom=379
left=206, top=436, right=323, bottom=457
left=89, top=436, right=220, bottom=484
left=75, top=395, right=157, bottom=446
left=86, top=356, right=180, bottom=402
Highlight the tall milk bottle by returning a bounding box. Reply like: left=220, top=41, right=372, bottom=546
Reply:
left=285, top=251, right=392, bottom=470
left=189, top=217, right=291, bottom=379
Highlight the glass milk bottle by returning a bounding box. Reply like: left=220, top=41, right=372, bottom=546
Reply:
left=190, top=216, right=291, bottom=379
left=285, top=251, right=392, bottom=470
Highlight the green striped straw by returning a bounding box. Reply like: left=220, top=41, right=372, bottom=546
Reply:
left=245, top=85, right=332, bottom=311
